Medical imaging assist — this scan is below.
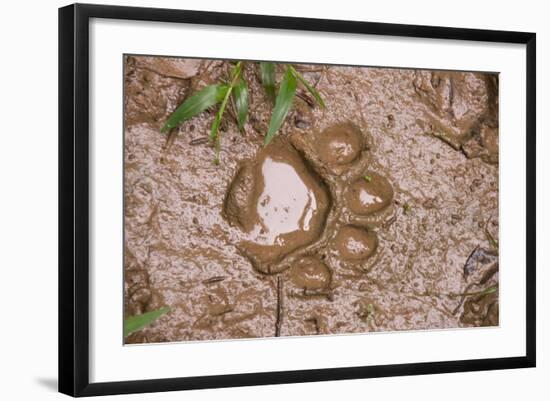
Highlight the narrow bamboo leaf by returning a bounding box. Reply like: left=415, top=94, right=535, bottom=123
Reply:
left=264, top=68, right=297, bottom=145
left=161, top=85, right=228, bottom=133
left=260, top=62, right=276, bottom=101
left=290, top=66, right=325, bottom=108
left=233, top=78, right=249, bottom=132
left=124, top=307, right=170, bottom=337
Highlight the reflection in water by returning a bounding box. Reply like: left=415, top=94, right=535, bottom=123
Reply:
left=329, top=139, right=355, bottom=161
left=254, top=157, right=318, bottom=245
left=344, top=236, right=366, bottom=254
left=359, top=188, right=383, bottom=208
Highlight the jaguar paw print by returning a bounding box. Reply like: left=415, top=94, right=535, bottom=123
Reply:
left=223, top=121, right=395, bottom=277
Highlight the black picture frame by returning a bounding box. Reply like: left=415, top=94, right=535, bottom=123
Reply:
left=58, top=3, right=536, bottom=397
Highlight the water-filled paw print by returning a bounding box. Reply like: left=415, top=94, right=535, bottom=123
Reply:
left=223, top=121, right=395, bottom=279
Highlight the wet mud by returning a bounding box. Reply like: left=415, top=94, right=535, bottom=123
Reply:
left=124, top=55, right=499, bottom=343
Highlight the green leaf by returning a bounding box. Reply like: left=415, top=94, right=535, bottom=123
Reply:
left=264, top=67, right=297, bottom=145
left=290, top=66, right=325, bottom=108
left=233, top=78, right=249, bottom=132
left=260, top=62, right=276, bottom=101
left=481, top=286, right=498, bottom=296
left=161, top=85, right=228, bottom=133
left=124, top=307, right=170, bottom=337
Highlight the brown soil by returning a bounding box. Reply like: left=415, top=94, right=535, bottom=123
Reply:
left=123, top=55, right=499, bottom=343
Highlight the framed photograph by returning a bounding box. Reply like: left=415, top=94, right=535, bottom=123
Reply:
left=58, top=3, right=536, bottom=397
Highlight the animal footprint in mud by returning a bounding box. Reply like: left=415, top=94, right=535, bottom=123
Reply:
left=332, top=225, right=378, bottom=262
left=315, top=122, right=364, bottom=175
left=224, top=122, right=395, bottom=276
left=289, top=256, right=332, bottom=291
left=346, top=172, right=394, bottom=215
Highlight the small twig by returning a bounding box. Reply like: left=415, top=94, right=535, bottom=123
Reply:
left=296, top=90, right=315, bottom=108
left=463, top=245, right=480, bottom=278
left=211, top=307, right=234, bottom=317
left=139, top=66, right=190, bottom=81
left=313, top=73, right=322, bottom=88
left=451, top=283, right=475, bottom=315
left=293, top=66, right=324, bottom=73
left=202, top=276, right=225, bottom=285
left=383, top=214, right=397, bottom=229
left=463, top=246, right=498, bottom=278
left=164, top=129, right=178, bottom=153
left=275, top=276, right=283, bottom=337
left=195, top=59, right=215, bottom=83
left=189, top=137, right=210, bottom=146
left=431, top=131, right=461, bottom=150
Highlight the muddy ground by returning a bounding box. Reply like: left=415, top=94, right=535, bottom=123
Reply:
left=123, top=55, right=499, bottom=343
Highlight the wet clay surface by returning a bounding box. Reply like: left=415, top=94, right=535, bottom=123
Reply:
left=124, top=56, right=499, bottom=343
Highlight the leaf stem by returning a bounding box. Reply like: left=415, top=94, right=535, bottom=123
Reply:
left=210, top=62, right=242, bottom=163
left=414, top=285, right=498, bottom=298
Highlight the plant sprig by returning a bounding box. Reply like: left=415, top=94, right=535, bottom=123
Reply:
left=210, top=62, right=243, bottom=164
left=161, top=60, right=325, bottom=162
